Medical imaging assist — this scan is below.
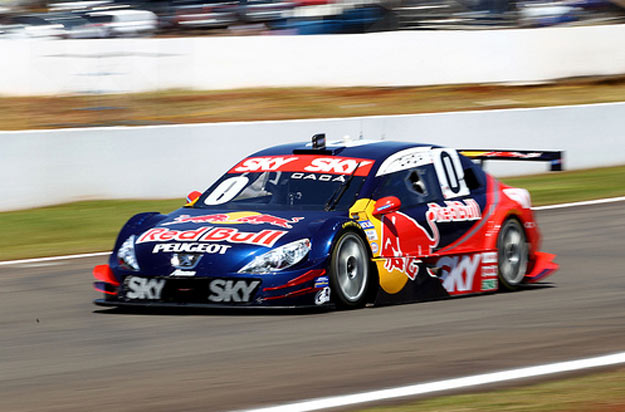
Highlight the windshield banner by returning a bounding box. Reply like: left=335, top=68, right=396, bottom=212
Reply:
left=228, top=155, right=375, bottom=176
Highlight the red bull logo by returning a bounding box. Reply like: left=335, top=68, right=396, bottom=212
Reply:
left=380, top=211, right=439, bottom=280
left=237, top=214, right=303, bottom=228
left=163, top=212, right=303, bottom=229
left=137, top=226, right=287, bottom=248
left=379, top=200, right=481, bottom=281
left=427, top=200, right=481, bottom=223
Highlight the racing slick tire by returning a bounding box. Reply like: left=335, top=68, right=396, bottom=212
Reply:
left=497, top=218, right=529, bottom=291
left=329, top=230, right=372, bottom=309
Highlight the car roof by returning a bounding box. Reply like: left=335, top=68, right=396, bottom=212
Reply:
left=249, top=139, right=438, bottom=163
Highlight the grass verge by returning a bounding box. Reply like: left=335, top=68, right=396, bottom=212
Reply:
left=1, top=164, right=624, bottom=261
left=358, top=367, right=625, bottom=412
left=0, top=199, right=182, bottom=261
left=500, top=164, right=625, bottom=206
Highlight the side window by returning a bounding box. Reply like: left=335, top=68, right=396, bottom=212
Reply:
left=460, top=156, right=486, bottom=192
left=375, top=165, right=439, bottom=208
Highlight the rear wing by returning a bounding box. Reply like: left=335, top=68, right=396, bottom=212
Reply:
left=459, top=150, right=564, bottom=171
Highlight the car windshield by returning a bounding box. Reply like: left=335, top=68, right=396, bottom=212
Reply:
left=194, top=171, right=367, bottom=211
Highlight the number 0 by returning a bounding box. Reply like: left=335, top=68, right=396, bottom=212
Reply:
left=432, top=149, right=469, bottom=199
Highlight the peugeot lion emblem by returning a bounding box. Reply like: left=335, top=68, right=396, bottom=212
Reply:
left=171, top=253, right=202, bottom=269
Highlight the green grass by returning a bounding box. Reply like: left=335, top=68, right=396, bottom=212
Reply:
left=359, top=367, right=625, bottom=412
left=501, top=164, right=625, bottom=206
left=0, top=199, right=183, bottom=261
left=1, top=164, right=624, bottom=261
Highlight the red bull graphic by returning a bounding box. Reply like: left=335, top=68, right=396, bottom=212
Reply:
left=136, top=226, right=286, bottom=247
left=163, top=213, right=303, bottom=229
left=229, top=155, right=374, bottom=176
left=378, top=200, right=481, bottom=282
left=383, top=256, right=423, bottom=281
left=427, top=199, right=481, bottom=223
left=236, top=214, right=302, bottom=228
left=380, top=211, right=439, bottom=280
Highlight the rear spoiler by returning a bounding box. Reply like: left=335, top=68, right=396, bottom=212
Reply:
left=459, top=150, right=564, bottom=171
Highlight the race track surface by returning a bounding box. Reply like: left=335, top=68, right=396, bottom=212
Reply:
left=1, top=202, right=624, bottom=412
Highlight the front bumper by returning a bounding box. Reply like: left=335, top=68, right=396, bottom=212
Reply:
left=93, top=265, right=332, bottom=308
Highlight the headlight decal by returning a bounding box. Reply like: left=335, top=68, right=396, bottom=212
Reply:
left=117, top=235, right=140, bottom=271
left=238, top=238, right=311, bottom=274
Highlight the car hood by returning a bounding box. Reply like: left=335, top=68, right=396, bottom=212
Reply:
left=131, top=208, right=347, bottom=276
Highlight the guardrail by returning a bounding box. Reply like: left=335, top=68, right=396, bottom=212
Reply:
left=1, top=24, right=625, bottom=95
left=2, top=102, right=624, bottom=211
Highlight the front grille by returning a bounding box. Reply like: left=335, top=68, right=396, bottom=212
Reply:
left=162, top=278, right=212, bottom=303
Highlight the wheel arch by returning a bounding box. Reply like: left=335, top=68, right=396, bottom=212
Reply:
left=112, top=212, right=166, bottom=251
left=327, top=220, right=380, bottom=305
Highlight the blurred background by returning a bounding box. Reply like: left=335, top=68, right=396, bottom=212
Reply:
left=1, top=0, right=625, bottom=38
left=1, top=0, right=625, bottom=409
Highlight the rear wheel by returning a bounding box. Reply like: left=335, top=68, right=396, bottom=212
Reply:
left=497, top=218, right=528, bottom=291
left=329, top=231, right=371, bottom=308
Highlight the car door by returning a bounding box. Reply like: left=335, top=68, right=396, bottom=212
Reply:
left=426, top=148, right=487, bottom=252
left=374, top=162, right=441, bottom=260
left=375, top=148, right=485, bottom=259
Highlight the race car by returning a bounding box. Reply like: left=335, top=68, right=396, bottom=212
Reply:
left=93, top=134, right=559, bottom=309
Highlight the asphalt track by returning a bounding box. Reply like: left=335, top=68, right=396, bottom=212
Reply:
left=1, top=201, right=624, bottom=412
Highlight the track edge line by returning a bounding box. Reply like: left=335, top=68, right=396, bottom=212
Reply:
left=237, top=351, right=625, bottom=412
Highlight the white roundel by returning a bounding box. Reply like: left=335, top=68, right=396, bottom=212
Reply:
left=376, top=147, right=433, bottom=177
left=204, top=176, right=249, bottom=205
left=431, top=148, right=470, bottom=199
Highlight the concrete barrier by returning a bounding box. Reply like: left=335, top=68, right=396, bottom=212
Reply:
left=2, top=102, right=624, bottom=211
left=1, top=24, right=625, bottom=95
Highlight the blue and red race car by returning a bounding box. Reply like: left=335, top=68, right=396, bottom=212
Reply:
left=93, top=135, right=559, bottom=309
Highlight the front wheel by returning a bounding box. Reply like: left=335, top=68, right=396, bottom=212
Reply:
left=329, top=231, right=372, bottom=308
left=497, top=218, right=529, bottom=291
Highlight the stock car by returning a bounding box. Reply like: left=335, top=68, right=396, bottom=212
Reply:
left=93, top=135, right=560, bottom=309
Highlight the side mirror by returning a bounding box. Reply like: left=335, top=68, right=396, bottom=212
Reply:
left=372, top=196, right=401, bottom=217
left=186, top=190, right=202, bottom=204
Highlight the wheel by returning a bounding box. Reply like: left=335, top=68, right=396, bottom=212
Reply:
left=497, top=218, right=529, bottom=291
left=329, top=231, right=372, bottom=308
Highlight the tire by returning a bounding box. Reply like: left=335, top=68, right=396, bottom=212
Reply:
left=497, top=218, right=529, bottom=291
left=329, top=230, right=372, bottom=308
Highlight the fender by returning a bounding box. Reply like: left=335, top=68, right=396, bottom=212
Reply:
left=110, top=212, right=167, bottom=257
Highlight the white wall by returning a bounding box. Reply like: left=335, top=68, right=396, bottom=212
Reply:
left=1, top=24, right=625, bottom=95
left=2, top=102, right=624, bottom=211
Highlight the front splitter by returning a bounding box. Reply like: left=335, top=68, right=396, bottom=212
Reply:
left=94, top=298, right=332, bottom=311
